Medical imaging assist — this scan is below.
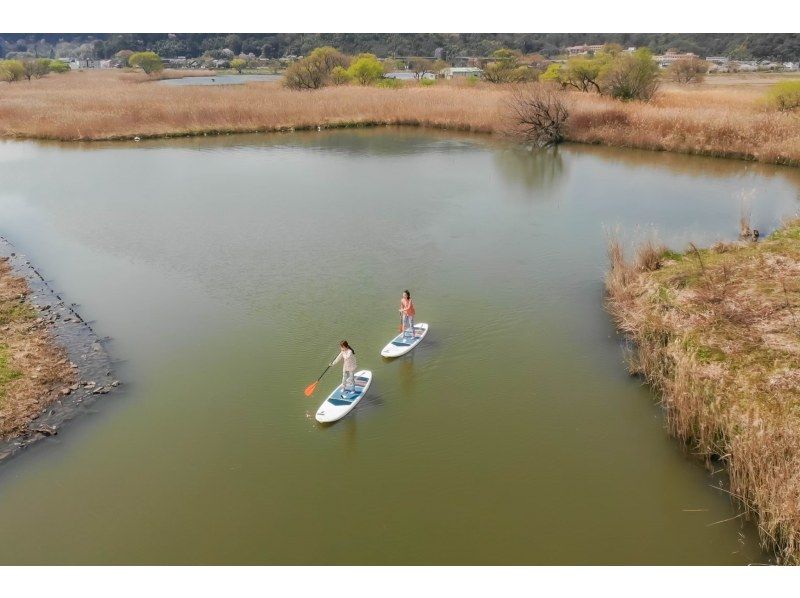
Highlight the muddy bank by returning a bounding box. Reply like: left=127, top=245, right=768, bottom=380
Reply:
left=0, top=236, right=119, bottom=463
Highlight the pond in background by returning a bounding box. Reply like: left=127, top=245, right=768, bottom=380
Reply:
left=0, top=129, right=798, bottom=564
left=157, top=74, right=281, bottom=86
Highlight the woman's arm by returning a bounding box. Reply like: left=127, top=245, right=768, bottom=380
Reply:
left=330, top=352, right=342, bottom=366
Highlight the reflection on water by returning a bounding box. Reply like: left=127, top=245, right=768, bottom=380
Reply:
left=493, top=146, right=566, bottom=194
left=566, top=142, right=800, bottom=187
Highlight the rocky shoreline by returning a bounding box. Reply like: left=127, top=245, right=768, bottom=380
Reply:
left=0, top=236, right=119, bottom=464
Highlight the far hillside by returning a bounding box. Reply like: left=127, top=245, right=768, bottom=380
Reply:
left=1, top=33, right=799, bottom=62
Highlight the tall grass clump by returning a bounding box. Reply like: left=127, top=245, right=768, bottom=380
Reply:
left=605, top=220, right=800, bottom=563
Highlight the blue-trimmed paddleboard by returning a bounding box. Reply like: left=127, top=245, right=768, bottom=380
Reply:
left=380, top=323, right=429, bottom=358
left=315, top=369, right=373, bottom=423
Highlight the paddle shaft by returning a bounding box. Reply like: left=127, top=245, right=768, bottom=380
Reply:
left=316, top=361, right=334, bottom=383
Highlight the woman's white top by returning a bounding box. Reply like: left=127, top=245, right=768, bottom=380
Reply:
left=331, top=348, right=357, bottom=371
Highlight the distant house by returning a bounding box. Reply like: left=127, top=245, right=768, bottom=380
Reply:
left=565, top=44, right=605, bottom=56
left=652, top=51, right=697, bottom=68
left=68, top=59, right=98, bottom=70
left=442, top=67, right=483, bottom=79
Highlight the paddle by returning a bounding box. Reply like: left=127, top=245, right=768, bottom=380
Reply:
left=304, top=358, right=335, bottom=397
left=398, top=310, right=404, bottom=333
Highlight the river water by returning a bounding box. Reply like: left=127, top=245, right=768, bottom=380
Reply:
left=0, top=129, right=798, bottom=564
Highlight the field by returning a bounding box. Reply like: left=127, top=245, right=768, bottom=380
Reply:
left=606, top=220, right=800, bottom=563
left=1, top=70, right=800, bottom=165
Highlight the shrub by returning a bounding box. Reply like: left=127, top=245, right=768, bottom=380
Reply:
left=347, top=53, right=384, bottom=85
left=376, top=77, right=403, bottom=89
left=507, top=84, right=569, bottom=147
left=420, top=77, right=436, bottom=87
left=0, top=59, right=25, bottom=82
left=600, top=48, right=660, bottom=101
left=667, top=57, right=710, bottom=84
left=22, top=58, right=52, bottom=80
left=540, top=63, right=567, bottom=89
left=230, top=58, right=247, bottom=73
left=48, top=60, right=70, bottom=74
left=129, top=51, right=164, bottom=75
left=767, top=81, right=800, bottom=111
left=284, top=46, right=349, bottom=90
left=115, top=50, right=134, bottom=67
left=482, top=48, right=534, bottom=83
left=329, top=65, right=352, bottom=85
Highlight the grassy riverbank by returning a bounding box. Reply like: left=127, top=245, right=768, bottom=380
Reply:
left=0, top=257, right=75, bottom=440
left=606, top=220, right=800, bottom=562
left=1, top=70, right=799, bottom=165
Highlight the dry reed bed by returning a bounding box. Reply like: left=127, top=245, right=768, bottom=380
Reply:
left=0, top=258, right=76, bottom=440
left=1, top=70, right=800, bottom=165
left=606, top=221, right=800, bottom=563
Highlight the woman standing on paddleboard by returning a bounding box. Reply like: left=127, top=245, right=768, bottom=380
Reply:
left=400, top=290, right=416, bottom=338
left=330, top=341, right=357, bottom=396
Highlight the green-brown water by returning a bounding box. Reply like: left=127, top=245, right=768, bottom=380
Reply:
left=1, top=129, right=798, bottom=564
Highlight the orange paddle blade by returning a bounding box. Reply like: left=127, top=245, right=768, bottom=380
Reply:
left=304, top=381, right=319, bottom=397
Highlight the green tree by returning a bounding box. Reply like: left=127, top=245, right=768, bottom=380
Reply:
left=347, top=53, right=384, bottom=85
left=22, top=58, right=51, bottom=80
left=329, top=65, right=352, bottom=85
left=283, top=46, right=349, bottom=90
left=230, top=58, right=247, bottom=73
left=129, top=51, right=164, bottom=75
left=562, top=56, right=605, bottom=92
left=600, top=48, right=660, bottom=101
left=539, top=63, right=568, bottom=89
left=48, top=59, right=70, bottom=73
left=308, top=46, right=349, bottom=74
left=482, top=48, right=533, bottom=83
left=0, top=59, right=25, bottom=82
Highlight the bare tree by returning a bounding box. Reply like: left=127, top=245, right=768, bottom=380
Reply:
left=409, top=57, right=433, bottom=79
left=667, top=57, right=710, bottom=84
left=507, top=84, right=570, bottom=147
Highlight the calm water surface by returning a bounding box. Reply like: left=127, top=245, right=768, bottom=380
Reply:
left=0, top=130, right=798, bottom=564
left=157, top=74, right=281, bottom=86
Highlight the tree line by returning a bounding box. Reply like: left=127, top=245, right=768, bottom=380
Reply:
left=0, top=58, right=69, bottom=82
left=3, top=33, right=799, bottom=62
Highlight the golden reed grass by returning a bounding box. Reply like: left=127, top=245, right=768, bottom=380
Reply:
left=606, top=221, right=800, bottom=563
left=1, top=70, right=800, bottom=165
left=0, top=257, right=76, bottom=440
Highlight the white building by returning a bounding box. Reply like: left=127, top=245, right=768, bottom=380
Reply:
left=442, top=67, right=483, bottom=79
left=565, top=44, right=605, bottom=56
left=653, top=51, right=697, bottom=68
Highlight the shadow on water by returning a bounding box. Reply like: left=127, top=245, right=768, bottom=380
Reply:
left=397, top=357, right=417, bottom=396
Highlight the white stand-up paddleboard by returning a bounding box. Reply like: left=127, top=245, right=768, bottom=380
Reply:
left=380, top=323, right=429, bottom=358
left=315, top=369, right=373, bottom=423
